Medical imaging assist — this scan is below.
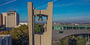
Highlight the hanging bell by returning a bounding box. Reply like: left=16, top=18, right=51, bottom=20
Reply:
left=38, top=16, right=43, bottom=21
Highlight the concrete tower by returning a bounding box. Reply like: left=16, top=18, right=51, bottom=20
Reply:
left=28, top=2, right=53, bottom=45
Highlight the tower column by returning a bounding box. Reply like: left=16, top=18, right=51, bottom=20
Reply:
left=47, top=2, right=53, bottom=45
left=28, top=2, right=34, bottom=45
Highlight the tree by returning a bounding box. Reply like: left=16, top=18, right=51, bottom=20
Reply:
left=59, top=36, right=87, bottom=45
left=0, top=24, right=44, bottom=45
left=9, top=25, right=29, bottom=45
left=34, top=23, right=44, bottom=34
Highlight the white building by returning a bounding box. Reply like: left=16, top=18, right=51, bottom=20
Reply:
left=0, top=35, right=12, bottom=45
left=19, top=22, right=28, bottom=25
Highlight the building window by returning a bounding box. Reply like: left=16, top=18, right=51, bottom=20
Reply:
left=8, top=38, right=10, bottom=45
left=59, top=31, right=63, bottom=34
left=2, top=39, right=6, bottom=45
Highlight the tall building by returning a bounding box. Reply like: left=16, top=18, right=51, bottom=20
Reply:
left=0, top=35, right=12, bottom=45
left=2, top=11, right=19, bottom=28
left=2, top=13, right=7, bottom=26
left=0, top=14, right=3, bottom=26
left=6, top=11, right=19, bottom=28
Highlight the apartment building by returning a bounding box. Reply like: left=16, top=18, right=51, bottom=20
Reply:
left=0, top=35, right=12, bottom=45
left=2, top=11, right=19, bottom=28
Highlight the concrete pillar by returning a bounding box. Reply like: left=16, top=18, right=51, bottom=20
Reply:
left=47, top=2, right=53, bottom=45
left=27, top=2, right=34, bottom=45
left=40, top=2, right=53, bottom=45
left=34, top=34, right=41, bottom=45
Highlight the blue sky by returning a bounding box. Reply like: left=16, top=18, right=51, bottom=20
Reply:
left=0, top=0, right=90, bottom=23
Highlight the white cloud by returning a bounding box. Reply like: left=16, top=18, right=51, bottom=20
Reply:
left=0, top=0, right=16, bottom=7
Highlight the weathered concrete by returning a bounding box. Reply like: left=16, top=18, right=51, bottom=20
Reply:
left=27, top=2, right=53, bottom=45
left=27, top=2, right=34, bottom=45
left=34, top=34, right=41, bottom=45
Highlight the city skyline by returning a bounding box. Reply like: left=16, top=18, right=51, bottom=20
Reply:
left=0, top=0, right=90, bottom=23
left=0, top=1, right=90, bottom=45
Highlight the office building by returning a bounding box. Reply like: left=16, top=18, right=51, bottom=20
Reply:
left=2, top=11, right=19, bottom=28
left=6, top=11, right=19, bottom=28
left=0, top=35, right=12, bottom=45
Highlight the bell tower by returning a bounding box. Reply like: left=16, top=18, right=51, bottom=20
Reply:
left=27, top=2, right=53, bottom=45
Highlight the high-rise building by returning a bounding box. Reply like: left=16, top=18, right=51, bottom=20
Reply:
left=0, top=14, right=3, bottom=26
left=6, top=11, right=19, bottom=28
left=0, top=35, right=12, bottom=45
left=2, top=11, right=19, bottom=28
